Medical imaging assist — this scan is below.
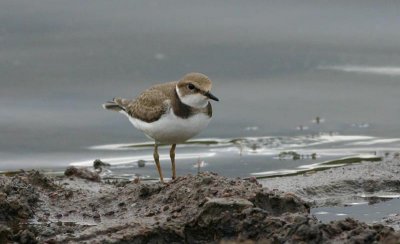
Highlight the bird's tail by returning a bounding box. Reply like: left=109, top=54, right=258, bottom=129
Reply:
left=102, top=98, right=125, bottom=112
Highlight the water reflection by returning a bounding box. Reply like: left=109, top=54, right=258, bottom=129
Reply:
left=71, top=134, right=400, bottom=181
left=312, top=197, right=400, bottom=225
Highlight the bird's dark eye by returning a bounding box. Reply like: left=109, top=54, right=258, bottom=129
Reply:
left=187, top=83, right=195, bottom=90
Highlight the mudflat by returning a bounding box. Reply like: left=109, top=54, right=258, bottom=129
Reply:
left=1, top=162, right=400, bottom=243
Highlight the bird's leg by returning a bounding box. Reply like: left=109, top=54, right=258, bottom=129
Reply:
left=170, top=144, right=177, bottom=180
left=153, top=143, right=164, bottom=183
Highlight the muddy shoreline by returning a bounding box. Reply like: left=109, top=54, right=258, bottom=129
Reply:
left=1, top=158, right=400, bottom=243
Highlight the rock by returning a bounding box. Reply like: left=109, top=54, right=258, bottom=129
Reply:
left=201, top=176, right=213, bottom=184
left=248, top=176, right=258, bottom=184
left=93, top=159, right=111, bottom=173
left=253, top=189, right=310, bottom=215
left=41, top=228, right=56, bottom=237
left=28, top=170, right=56, bottom=189
left=138, top=183, right=162, bottom=198
left=137, top=160, right=146, bottom=168
left=0, top=225, right=11, bottom=243
left=64, top=166, right=100, bottom=182
left=17, top=229, right=37, bottom=244
left=93, top=212, right=101, bottom=219
left=0, top=175, right=39, bottom=221
left=93, top=159, right=111, bottom=169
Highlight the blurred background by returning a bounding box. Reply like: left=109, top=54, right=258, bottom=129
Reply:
left=1, top=0, right=400, bottom=176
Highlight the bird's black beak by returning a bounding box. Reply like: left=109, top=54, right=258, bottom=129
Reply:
left=205, top=91, right=219, bottom=101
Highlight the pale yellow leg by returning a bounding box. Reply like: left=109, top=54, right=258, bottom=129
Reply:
left=170, top=144, right=177, bottom=180
left=153, top=143, right=164, bottom=183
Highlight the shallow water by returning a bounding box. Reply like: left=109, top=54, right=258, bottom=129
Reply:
left=312, top=197, right=400, bottom=227
left=66, top=133, right=397, bottom=181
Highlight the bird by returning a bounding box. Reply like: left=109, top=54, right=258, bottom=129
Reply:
left=102, top=73, right=219, bottom=183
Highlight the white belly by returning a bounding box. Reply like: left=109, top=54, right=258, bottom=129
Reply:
left=125, top=110, right=211, bottom=144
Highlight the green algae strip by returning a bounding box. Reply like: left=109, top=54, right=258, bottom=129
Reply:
left=0, top=170, right=22, bottom=177
left=251, top=156, right=382, bottom=179
left=321, top=156, right=381, bottom=165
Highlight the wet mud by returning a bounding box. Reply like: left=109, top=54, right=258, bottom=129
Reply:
left=263, top=157, right=400, bottom=207
left=1, top=167, right=400, bottom=243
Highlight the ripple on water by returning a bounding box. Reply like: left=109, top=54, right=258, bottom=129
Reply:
left=69, top=134, right=400, bottom=180
left=312, top=198, right=400, bottom=224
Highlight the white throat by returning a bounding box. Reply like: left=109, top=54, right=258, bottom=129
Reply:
left=176, top=86, right=208, bottom=108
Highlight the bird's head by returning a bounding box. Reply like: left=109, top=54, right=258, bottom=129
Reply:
left=176, top=72, right=219, bottom=108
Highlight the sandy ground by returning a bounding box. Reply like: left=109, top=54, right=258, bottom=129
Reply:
left=1, top=158, right=400, bottom=243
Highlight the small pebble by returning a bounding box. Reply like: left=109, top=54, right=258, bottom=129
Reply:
left=105, top=211, right=115, bottom=216
left=41, top=229, right=56, bottom=237
left=137, top=160, right=146, bottom=167
left=145, top=211, right=155, bottom=217
left=249, top=176, right=258, bottom=184
left=202, top=176, right=213, bottom=184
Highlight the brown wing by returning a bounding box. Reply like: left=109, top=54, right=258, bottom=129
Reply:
left=113, top=89, right=169, bottom=123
